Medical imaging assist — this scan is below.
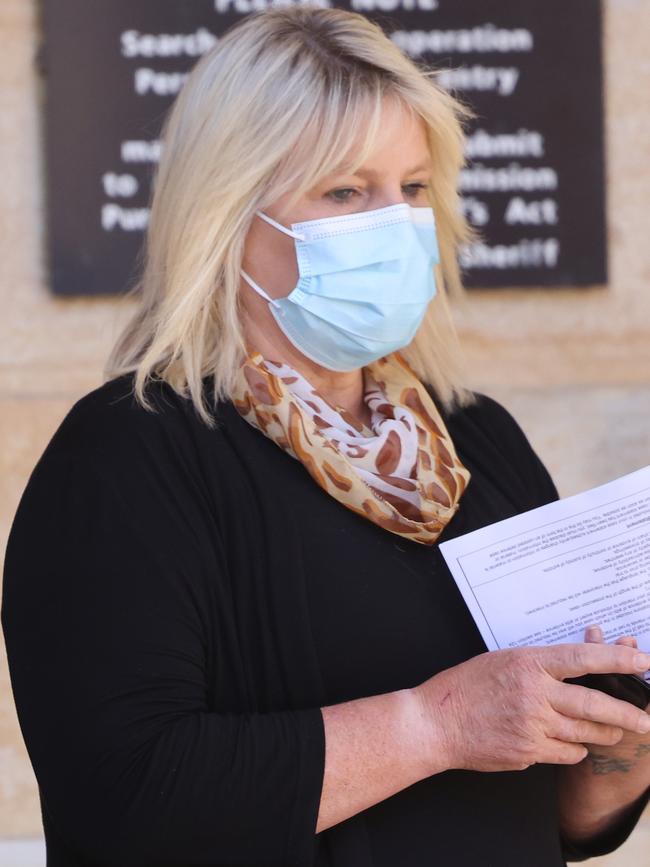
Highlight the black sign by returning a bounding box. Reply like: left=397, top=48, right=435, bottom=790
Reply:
left=42, top=0, right=606, bottom=295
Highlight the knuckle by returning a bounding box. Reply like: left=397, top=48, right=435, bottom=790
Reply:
left=517, top=690, right=540, bottom=719
left=613, top=709, right=634, bottom=732
left=573, top=720, right=592, bottom=742
left=553, top=750, right=572, bottom=765
left=542, top=745, right=564, bottom=764
left=605, top=726, right=624, bottom=745
left=498, top=657, right=537, bottom=697
left=616, top=644, right=636, bottom=669
left=508, top=656, right=530, bottom=686
left=517, top=743, right=538, bottom=767
left=577, top=721, right=621, bottom=746
left=553, top=719, right=572, bottom=742
left=570, top=747, right=588, bottom=765
left=569, top=643, right=588, bottom=671
left=581, top=687, right=600, bottom=720
left=555, top=745, right=587, bottom=765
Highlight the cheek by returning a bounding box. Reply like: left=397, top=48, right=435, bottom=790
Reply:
left=241, top=219, right=268, bottom=268
left=241, top=224, right=299, bottom=300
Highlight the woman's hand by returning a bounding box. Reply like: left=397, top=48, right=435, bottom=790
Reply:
left=411, top=642, right=650, bottom=775
left=578, top=625, right=650, bottom=773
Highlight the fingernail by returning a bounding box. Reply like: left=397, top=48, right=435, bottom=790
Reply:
left=586, top=625, right=603, bottom=641
left=638, top=715, right=650, bottom=734
left=633, top=653, right=650, bottom=671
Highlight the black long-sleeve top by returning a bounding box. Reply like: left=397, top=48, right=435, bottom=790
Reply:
left=2, top=373, right=648, bottom=866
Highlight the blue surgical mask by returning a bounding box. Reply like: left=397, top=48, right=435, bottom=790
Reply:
left=240, top=202, right=440, bottom=371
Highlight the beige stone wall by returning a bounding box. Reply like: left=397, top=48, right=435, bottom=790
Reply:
left=0, top=0, right=648, bottom=860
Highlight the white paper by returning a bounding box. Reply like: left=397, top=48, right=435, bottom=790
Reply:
left=439, top=465, right=650, bottom=678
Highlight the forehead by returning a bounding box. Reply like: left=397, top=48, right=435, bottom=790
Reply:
left=326, top=99, right=431, bottom=179
left=268, top=93, right=432, bottom=211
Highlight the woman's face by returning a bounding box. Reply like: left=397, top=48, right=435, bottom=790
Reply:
left=240, top=97, right=432, bottom=360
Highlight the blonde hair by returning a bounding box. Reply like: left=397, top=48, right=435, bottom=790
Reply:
left=105, top=5, right=475, bottom=428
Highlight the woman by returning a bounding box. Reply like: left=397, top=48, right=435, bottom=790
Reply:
left=2, top=7, right=649, bottom=866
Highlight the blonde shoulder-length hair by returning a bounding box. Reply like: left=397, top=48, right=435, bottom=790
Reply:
left=105, top=5, right=475, bottom=428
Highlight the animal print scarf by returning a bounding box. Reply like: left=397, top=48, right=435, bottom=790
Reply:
left=231, top=350, right=471, bottom=545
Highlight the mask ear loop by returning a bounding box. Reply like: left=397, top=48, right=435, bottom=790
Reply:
left=240, top=269, right=281, bottom=307
left=255, top=209, right=305, bottom=241
left=240, top=210, right=305, bottom=305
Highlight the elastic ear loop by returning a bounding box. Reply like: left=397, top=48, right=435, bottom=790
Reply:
left=240, top=269, right=280, bottom=307
left=240, top=210, right=305, bottom=306
left=255, top=209, right=305, bottom=241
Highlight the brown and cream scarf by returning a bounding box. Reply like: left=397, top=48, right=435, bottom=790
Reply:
left=231, top=351, right=471, bottom=545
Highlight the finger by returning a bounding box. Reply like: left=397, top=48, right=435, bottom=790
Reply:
left=549, top=713, right=623, bottom=747
left=540, top=739, right=589, bottom=766
left=585, top=625, right=604, bottom=643
left=552, top=681, right=650, bottom=734
left=615, top=637, right=638, bottom=648
left=543, top=642, right=650, bottom=679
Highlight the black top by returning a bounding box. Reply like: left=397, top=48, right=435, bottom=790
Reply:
left=2, top=374, right=647, bottom=866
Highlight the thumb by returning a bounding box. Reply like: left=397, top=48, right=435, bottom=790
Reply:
left=585, top=624, right=604, bottom=643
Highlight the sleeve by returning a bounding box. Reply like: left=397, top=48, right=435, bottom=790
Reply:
left=469, top=392, right=561, bottom=510
left=560, top=787, right=650, bottom=862
left=1, top=402, right=326, bottom=867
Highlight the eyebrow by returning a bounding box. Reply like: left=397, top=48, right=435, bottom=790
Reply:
left=336, top=160, right=432, bottom=179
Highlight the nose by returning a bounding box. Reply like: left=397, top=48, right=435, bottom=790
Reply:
left=369, top=183, right=415, bottom=211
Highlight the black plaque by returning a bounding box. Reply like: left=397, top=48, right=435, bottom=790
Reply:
left=41, top=0, right=606, bottom=295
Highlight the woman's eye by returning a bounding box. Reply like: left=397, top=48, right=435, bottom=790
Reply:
left=403, top=182, right=428, bottom=198
left=327, top=188, right=358, bottom=203
left=326, top=183, right=428, bottom=204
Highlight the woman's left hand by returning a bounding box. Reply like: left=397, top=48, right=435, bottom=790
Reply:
left=557, top=626, right=650, bottom=846
left=583, top=625, right=650, bottom=771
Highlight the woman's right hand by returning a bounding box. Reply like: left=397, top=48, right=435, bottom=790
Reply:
left=411, top=643, right=650, bottom=774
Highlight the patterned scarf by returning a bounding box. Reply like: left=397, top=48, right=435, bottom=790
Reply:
left=231, top=351, right=471, bottom=545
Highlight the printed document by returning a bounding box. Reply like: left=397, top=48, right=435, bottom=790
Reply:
left=439, top=465, right=650, bottom=678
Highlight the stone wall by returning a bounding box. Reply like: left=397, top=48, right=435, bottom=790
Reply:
left=1, top=0, right=648, bottom=861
